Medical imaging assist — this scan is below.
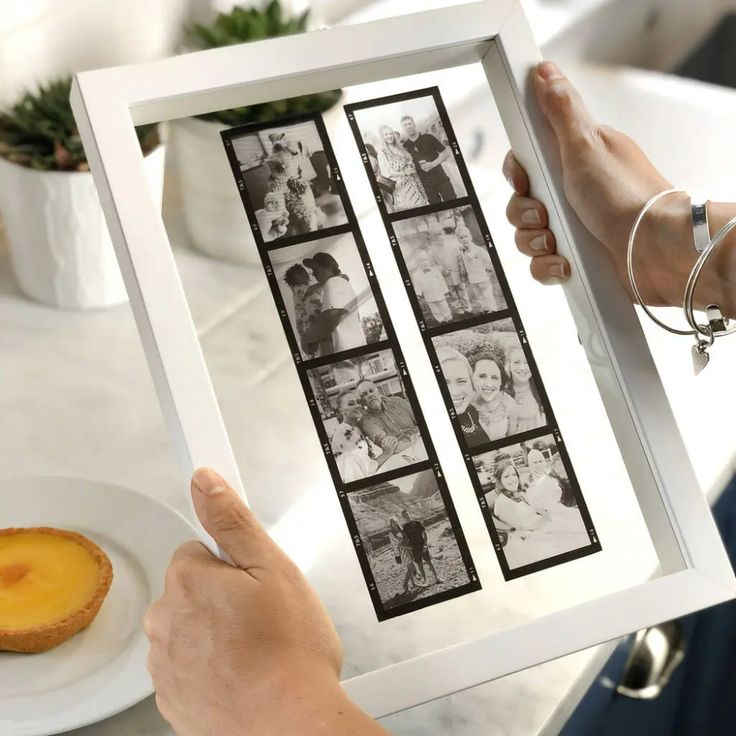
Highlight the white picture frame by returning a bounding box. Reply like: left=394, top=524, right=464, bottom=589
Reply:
left=71, top=0, right=736, bottom=718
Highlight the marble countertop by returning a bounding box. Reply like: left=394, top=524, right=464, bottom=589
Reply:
left=3, top=4, right=736, bottom=736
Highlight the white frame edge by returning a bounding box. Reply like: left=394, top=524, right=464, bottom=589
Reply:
left=71, top=0, right=735, bottom=717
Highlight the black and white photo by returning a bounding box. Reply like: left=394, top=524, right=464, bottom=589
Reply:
left=270, top=232, right=385, bottom=359
left=307, top=349, right=429, bottom=484
left=393, top=205, right=506, bottom=326
left=432, top=319, right=547, bottom=448
left=346, top=469, right=477, bottom=613
left=222, top=110, right=481, bottom=619
left=349, top=93, right=467, bottom=213
left=228, top=119, right=348, bottom=241
left=473, top=434, right=598, bottom=574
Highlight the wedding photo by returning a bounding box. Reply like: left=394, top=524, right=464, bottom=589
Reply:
left=393, top=205, right=506, bottom=326
left=432, top=319, right=547, bottom=448
left=473, top=434, right=596, bottom=572
left=307, top=349, right=429, bottom=485
left=269, top=232, right=386, bottom=360
left=346, top=469, right=475, bottom=612
left=349, top=93, right=467, bottom=214
left=228, top=119, right=348, bottom=241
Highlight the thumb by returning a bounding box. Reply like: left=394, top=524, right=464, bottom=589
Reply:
left=533, top=62, right=596, bottom=155
left=190, top=467, right=277, bottom=572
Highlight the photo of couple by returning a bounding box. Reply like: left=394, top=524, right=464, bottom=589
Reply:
left=307, top=349, right=428, bottom=484
left=394, top=205, right=506, bottom=326
left=347, top=470, right=473, bottom=610
left=352, top=94, right=467, bottom=214
left=432, top=319, right=547, bottom=448
left=229, top=119, right=347, bottom=241
left=271, top=233, right=385, bottom=360
left=474, top=435, right=593, bottom=571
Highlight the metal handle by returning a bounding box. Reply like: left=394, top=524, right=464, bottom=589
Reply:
left=616, top=621, right=686, bottom=700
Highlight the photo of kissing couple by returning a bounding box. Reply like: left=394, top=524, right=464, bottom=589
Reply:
left=351, top=93, right=467, bottom=214
left=229, top=119, right=348, bottom=242
left=308, top=349, right=429, bottom=485
left=271, top=233, right=386, bottom=360
left=432, top=319, right=547, bottom=448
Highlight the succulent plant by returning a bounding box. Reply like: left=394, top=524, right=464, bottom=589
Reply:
left=187, top=0, right=341, bottom=126
left=0, top=78, right=159, bottom=172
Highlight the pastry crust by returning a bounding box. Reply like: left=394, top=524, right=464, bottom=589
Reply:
left=0, top=527, right=113, bottom=654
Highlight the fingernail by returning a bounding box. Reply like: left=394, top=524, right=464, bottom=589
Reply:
left=538, top=61, right=562, bottom=81
left=530, top=234, right=547, bottom=252
left=192, top=468, right=225, bottom=495
left=521, top=208, right=541, bottom=226
left=549, top=262, right=567, bottom=278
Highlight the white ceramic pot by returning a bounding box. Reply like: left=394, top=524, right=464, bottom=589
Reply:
left=170, top=103, right=344, bottom=266
left=0, top=145, right=165, bottom=310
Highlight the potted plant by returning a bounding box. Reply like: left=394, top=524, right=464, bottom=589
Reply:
left=171, top=1, right=342, bottom=265
left=0, top=78, right=165, bottom=309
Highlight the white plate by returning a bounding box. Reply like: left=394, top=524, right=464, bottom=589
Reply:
left=0, top=476, right=199, bottom=736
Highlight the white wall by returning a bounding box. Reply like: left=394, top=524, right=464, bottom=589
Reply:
left=0, top=0, right=198, bottom=105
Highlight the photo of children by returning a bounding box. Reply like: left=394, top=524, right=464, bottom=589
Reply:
left=228, top=119, right=348, bottom=241
left=346, top=469, right=473, bottom=610
left=307, top=349, right=428, bottom=484
left=394, top=205, right=506, bottom=326
left=473, top=434, right=594, bottom=571
left=432, top=319, right=547, bottom=448
left=270, top=232, right=385, bottom=360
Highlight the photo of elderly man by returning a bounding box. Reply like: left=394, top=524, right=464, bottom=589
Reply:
left=357, top=378, right=424, bottom=457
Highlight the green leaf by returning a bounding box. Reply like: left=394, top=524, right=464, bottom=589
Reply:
left=0, top=76, right=158, bottom=171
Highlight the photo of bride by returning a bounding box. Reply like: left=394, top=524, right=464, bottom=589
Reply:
left=228, top=119, right=348, bottom=241
left=350, top=93, right=467, bottom=214
left=432, top=318, right=547, bottom=448
left=270, top=232, right=385, bottom=360
left=473, top=434, right=595, bottom=572
left=307, top=349, right=428, bottom=485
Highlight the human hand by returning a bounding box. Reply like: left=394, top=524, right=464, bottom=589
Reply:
left=144, top=469, right=383, bottom=736
left=419, top=159, right=434, bottom=172
left=381, top=435, right=399, bottom=453
left=503, top=61, right=698, bottom=308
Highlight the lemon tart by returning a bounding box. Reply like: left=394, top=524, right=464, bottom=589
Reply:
left=0, top=527, right=113, bottom=653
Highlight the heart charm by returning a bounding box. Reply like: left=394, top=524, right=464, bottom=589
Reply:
left=692, top=343, right=710, bottom=375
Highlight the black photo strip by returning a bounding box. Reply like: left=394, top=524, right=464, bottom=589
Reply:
left=345, top=88, right=601, bottom=580
left=221, top=113, right=480, bottom=619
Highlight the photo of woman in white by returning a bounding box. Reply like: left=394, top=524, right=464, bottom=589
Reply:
left=375, top=125, right=428, bottom=212
left=433, top=319, right=546, bottom=447
left=229, top=120, right=348, bottom=241
left=475, top=437, right=590, bottom=571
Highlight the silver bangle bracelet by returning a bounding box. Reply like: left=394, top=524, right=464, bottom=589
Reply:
left=691, top=203, right=710, bottom=253
left=626, top=188, right=697, bottom=338
left=683, top=215, right=736, bottom=338
left=628, top=189, right=734, bottom=374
